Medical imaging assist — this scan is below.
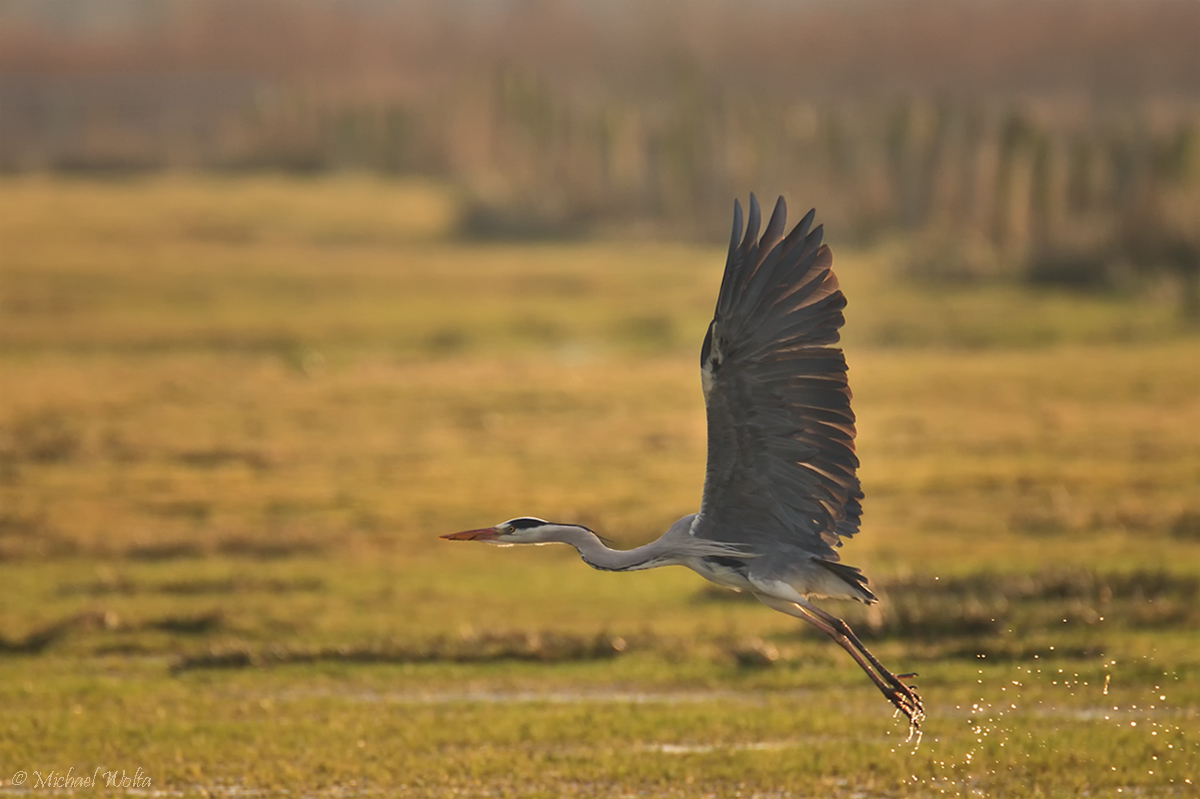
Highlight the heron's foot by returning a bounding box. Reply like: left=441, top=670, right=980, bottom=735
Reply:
left=882, top=673, right=925, bottom=733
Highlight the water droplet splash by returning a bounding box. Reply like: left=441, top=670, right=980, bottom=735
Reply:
left=900, top=654, right=1193, bottom=796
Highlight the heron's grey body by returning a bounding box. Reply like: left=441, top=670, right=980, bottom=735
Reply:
left=443, top=196, right=924, bottom=729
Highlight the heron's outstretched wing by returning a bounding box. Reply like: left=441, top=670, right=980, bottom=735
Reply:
left=692, top=195, right=862, bottom=565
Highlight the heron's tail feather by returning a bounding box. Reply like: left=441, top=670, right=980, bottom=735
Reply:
left=815, top=560, right=877, bottom=604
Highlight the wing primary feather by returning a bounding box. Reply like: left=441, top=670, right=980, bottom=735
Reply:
left=781, top=208, right=817, bottom=254
left=730, top=199, right=744, bottom=252
left=741, top=193, right=762, bottom=256
left=713, top=200, right=745, bottom=324
left=760, top=196, right=788, bottom=256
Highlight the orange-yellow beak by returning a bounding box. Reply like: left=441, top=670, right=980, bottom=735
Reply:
left=440, top=527, right=499, bottom=542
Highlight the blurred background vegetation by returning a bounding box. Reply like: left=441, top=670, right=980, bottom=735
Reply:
left=2, top=0, right=1198, bottom=316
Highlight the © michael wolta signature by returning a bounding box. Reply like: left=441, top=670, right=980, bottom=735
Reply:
left=11, top=767, right=151, bottom=790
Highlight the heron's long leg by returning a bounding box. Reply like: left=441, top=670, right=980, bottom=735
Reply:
left=755, top=594, right=924, bottom=728
left=755, top=595, right=895, bottom=695
left=797, top=599, right=915, bottom=692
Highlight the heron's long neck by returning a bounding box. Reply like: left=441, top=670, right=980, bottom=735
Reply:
left=544, top=526, right=677, bottom=572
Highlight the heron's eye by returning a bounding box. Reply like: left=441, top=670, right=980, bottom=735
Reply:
left=505, top=525, right=517, bottom=534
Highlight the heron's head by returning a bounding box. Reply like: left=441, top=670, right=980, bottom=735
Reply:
left=441, top=517, right=584, bottom=546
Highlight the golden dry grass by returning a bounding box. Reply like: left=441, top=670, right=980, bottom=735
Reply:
left=1, top=175, right=1198, bottom=797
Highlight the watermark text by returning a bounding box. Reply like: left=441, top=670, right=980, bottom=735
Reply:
left=11, top=767, right=152, bottom=790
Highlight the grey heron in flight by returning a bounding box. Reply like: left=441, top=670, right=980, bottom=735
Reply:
left=443, top=195, right=924, bottom=729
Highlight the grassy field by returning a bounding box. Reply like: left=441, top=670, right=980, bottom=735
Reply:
left=1, top=175, right=1197, bottom=797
